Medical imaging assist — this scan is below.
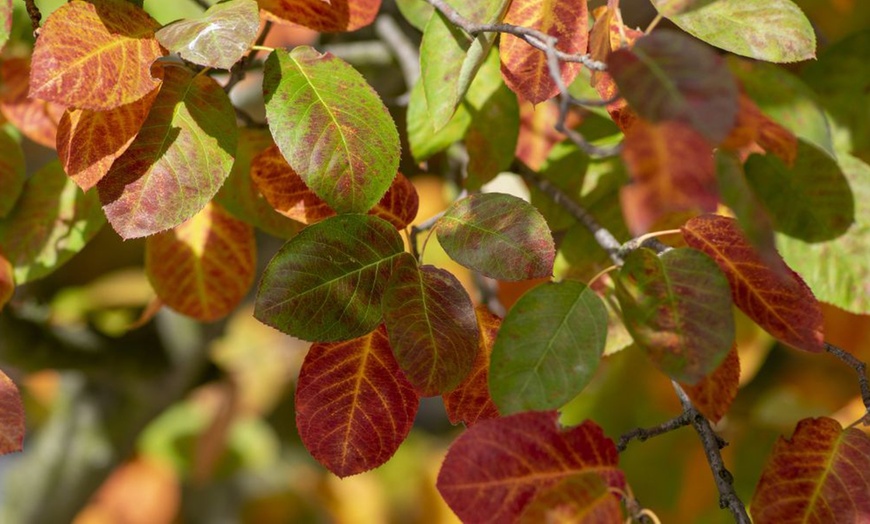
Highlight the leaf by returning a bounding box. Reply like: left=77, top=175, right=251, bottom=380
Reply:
left=437, top=193, right=555, bottom=281
left=0, top=369, right=23, bottom=455
left=518, top=473, right=623, bottom=524
left=0, top=161, right=105, bottom=284
left=263, top=46, right=400, bottom=214
left=681, top=214, right=825, bottom=352
left=680, top=346, right=740, bottom=423
left=0, top=0, right=11, bottom=51
left=145, top=202, right=256, bottom=322
left=29, top=0, right=165, bottom=110
left=296, top=325, right=419, bottom=478
left=0, top=58, right=65, bottom=149
left=383, top=262, right=479, bottom=396
left=721, top=93, right=798, bottom=166
left=97, top=64, right=238, bottom=239
left=0, top=252, right=12, bottom=311
left=0, top=128, right=24, bottom=217
left=529, top=141, right=589, bottom=231
left=500, top=0, right=589, bottom=103
left=490, top=280, right=608, bottom=414
left=442, top=306, right=501, bottom=426
left=651, top=0, right=816, bottom=63
left=744, top=141, right=854, bottom=243
left=620, top=119, right=717, bottom=235
left=437, top=412, right=625, bottom=523
left=751, top=417, right=870, bottom=523
left=369, top=172, right=419, bottom=230
left=615, top=247, right=735, bottom=384
left=258, top=0, right=381, bottom=32
left=156, top=0, right=259, bottom=70
left=255, top=214, right=408, bottom=342
left=607, top=30, right=739, bottom=143
left=515, top=101, right=565, bottom=170
left=56, top=86, right=159, bottom=191
left=406, top=79, right=471, bottom=162
left=396, top=0, right=433, bottom=31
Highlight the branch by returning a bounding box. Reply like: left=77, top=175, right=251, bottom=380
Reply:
left=616, top=411, right=693, bottom=452
left=25, top=0, right=41, bottom=35
left=825, top=342, right=870, bottom=416
left=225, top=21, right=273, bottom=94
left=472, top=273, right=506, bottom=318
left=375, top=15, right=421, bottom=90
left=410, top=210, right=446, bottom=261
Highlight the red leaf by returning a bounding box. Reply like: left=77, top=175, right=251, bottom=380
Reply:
left=680, top=346, right=740, bottom=423
left=0, top=58, right=65, bottom=148
left=681, top=214, right=824, bottom=352
left=721, top=93, right=797, bottom=166
left=514, top=101, right=570, bottom=170
left=0, top=369, right=24, bottom=455
left=437, top=412, right=625, bottom=523
left=296, top=325, right=420, bottom=478
left=518, top=472, right=623, bottom=524
left=751, top=417, right=870, bottom=523
left=0, top=252, right=11, bottom=311
left=259, top=0, right=381, bottom=32
left=369, top=172, right=419, bottom=230
left=442, top=306, right=501, bottom=426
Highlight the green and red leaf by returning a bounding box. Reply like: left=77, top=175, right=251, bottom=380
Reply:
left=258, top=0, right=381, bottom=32
left=0, top=0, right=11, bottom=51
left=680, top=346, right=740, bottom=423
left=0, top=252, right=12, bottom=311
left=369, top=172, right=419, bottom=230
left=0, top=128, right=24, bottom=217
left=518, top=472, right=623, bottom=524
left=0, top=58, right=65, bottom=149
left=721, top=92, right=798, bottom=166
left=0, top=369, right=24, bottom=455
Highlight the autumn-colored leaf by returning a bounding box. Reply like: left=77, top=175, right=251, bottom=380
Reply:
left=258, top=0, right=381, bottom=32
left=0, top=368, right=24, bottom=455
left=57, top=87, right=159, bottom=191
left=29, top=0, right=165, bottom=110
left=500, top=0, right=588, bottom=104
left=620, top=119, right=717, bottom=235
left=608, top=30, right=739, bottom=143
left=518, top=472, right=623, bottom=524
left=437, top=412, right=625, bottom=523
left=751, top=417, right=870, bottom=523
left=681, top=214, right=824, bottom=352
left=437, top=193, right=555, bottom=281
left=75, top=458, right=180, bottom=524
left=0, top=128, right=24, bottom=217
left=721, top=93, right=797, bottom=166
left=0, top=252, right=12, bottom=311
left=145, top=203, right=256, bottom=322
left=255, top=215, right=409, bottom=342
left=370, top=172, right=419, bottom=230
left=97, top=64, right=238, bottom=239
left=250, top=144, right=336, bottom=225
left=515, top=101, right=566, bottom=170
left=156, top=0, right=259, bottom=70
left=442, top=306, right=501, bottom=426
left=263, top=46, right=399, bottom=214
left=383, top=262, right=479, bottom=396
left=680, top=346, right=740, bottom=423
left=0, top=58, right=65, bottom=148
left=296, top=325, right=419, bottom=477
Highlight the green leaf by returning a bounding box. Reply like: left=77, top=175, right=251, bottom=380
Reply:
left=615, top=248, right=735, bottom=384
left=254, top=214, right=408, bottom=342
left=0, top=0, right=11, bottom=51
left=437, top=193, right=555, bottom=281
left=745, top=141, right=854, bottom=243
left=263, top=46, right=400, bottom=214
left=489, top=281, right=607, bottom=414
left=0, top=128, right=24, bottom=218
left=383, top=262, right=479, bottom=396
left=396, top=0, right=433, bottom=31
left=652, top=0, right=815, bottom=63
left=529, top=142, right=590, bottom=231
left=407, top=80, right=471, bottom=162
left=0, top=161, right=106, bottom=284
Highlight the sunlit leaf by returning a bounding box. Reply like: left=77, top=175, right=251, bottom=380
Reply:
left=263, top=46, right=399, bottom=214
left=29, top=0, right=164, bottom=110
left=0, top=253, right=12, bottom=311
left=437, top=193, right=555, bottom=281
left=681, top=214, right=824, bottom=352
left=0, top=58, right=65, bottom=148
left=490, top=280, right=607, bottom=414
left=608, top=30, right=739, bottom=143
left=518, top=472, right=623, bottom=524
left=296, top=325, right=419, bottom=477
left=255, top=214, right=408, bottom=342
left=383, top=262, right=479, bottom=396
left=0, top=0, right=11, bottom=50
left=396, top=0, right=432, bottom=31
left=97, top=65, right=238, bottom=239
left=251, top=143, right=335, bottom=225
left=751, top=417, right=870, bottom=523
left=0, top=161, right=105, bottom=284
left=442, top=306, right=501, bottom=426
left=0, top=369, right=24, bottom=455
left=515, top=100, right=565, bottom=170
left=680, top=346, right=740, bottom=423
left=258, top=0, right=380, bottom=32
left=0, top=128, right=24, bottom=217
left=156, top=0, right=259, bottom=70
left=406, top=79, right=471, bottom=162
left=437, top=412, right=625, bottom=523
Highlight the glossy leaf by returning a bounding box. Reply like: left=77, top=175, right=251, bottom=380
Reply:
left=0, top=161, right=105, bottom=284
left=0, top=58, right=65, bottom=148
left=263, top=46, right=399, bottom=214
left=437, top=193, right=555, bottom=281
left=255, top=215, right=408, bottom=342
left=437, top=412, right=625, bottom=523
left=442, top=306, right=501, bottom=426
left=500, top=0, right=588, bottom=103
left=250, top=144, right=335, bottom=225
left=751, top=417, right=870, bottom=523
left=97, top=65, right=238, bottom=239
left=0, top=370, right=23, bottom=455
left=518, top=473, right=623, bottom=524
left=406, top=79, right=471, bottom=162
left=383, top=262, right=479, bottom=396
left=57, top=87, right=159, bottom=191
left=0, top=0, right=10, bottom=50
left=608, top=30, right=739, bottom=143
left=745, top=141, right=854, bottom=243
left=146, top=203, right=256, bottom=322
left=296, top=325, right=419, bottom=478
left=616, top=248, right=735, bottom=384
left=258, top=0, right=380, bottom=32
left=681, top=214, right=824, bottom=352
left=680, top=346, right=740, bottom=423
left=156, top=0, right=259, bottom=70
left=490, top=280, right=608, bottom=414
left=0, top=128, right=24, bottom=217
left=29, top=0, right=164, bottom=110
left=0, top=253, right=12, bottom=311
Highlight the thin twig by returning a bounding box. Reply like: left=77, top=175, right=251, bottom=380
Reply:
left=234, top=106, right=267, bottom=128
left=225, top=21, right=273, bottom=93
left=472, top=273, right=506, bottom=318
left=25, top=0, right=41, bottom=35
left=375, top=15, right=421, bottom=89
left=616, top=411, right=693, bottom=452
left=825, top=342, right=870, bottom=416
left=410, top=211, right=446, bottom=261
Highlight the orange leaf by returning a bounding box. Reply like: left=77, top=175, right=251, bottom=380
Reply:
left=0, top=251, right=12, bottom=310
left=29, top=0, right=164, bottom=110
left=259, top=0, right=381, bottom=32
left=518, top=472, right=623, bottom=524
left=680, top=346, right=740, bottom=423
left=751, top=417, right=870, bottom=523
left=682, top=214, right=824, bottom=352
left=369, top=172, right=419, bottom=230
left=515, top=100, right=566, bottom=170
left=145, top=202, right=256, bottom=322
left=442, top=306, right=501, bottom=426
left=0, top=58, right=64, bottom=148
left=0, top=368, right=23, bottom=455
left=721, top=93, right=797, bottom=166
left=620, top=120, right=717, bottom=234
left=588, top=5, right=642, bottom=133
left=295, top=325, right=419, bottom=477
left=500, top=0, right=589, bottom=104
